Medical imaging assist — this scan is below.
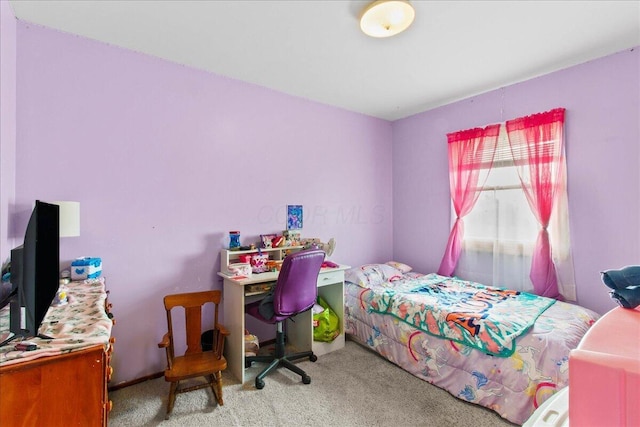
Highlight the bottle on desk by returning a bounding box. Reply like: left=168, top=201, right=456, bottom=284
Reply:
left=229, top=231, right=241, bottom=250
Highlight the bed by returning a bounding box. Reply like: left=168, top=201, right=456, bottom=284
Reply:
left=343, top=263, right=600, bottom=425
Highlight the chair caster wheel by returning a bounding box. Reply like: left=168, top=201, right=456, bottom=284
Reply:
left=309, top=354, right=318, bottom=362
left=255, top=378, right=265, bottom=389
left=302, top=375, right=311, bottom=384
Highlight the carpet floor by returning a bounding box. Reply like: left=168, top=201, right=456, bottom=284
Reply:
left=109, top=339, right=516, bottom=426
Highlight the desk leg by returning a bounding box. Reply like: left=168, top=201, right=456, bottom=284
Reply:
left=223, top=280, right=245, bottom=384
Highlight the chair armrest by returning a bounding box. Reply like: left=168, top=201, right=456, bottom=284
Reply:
left=217, top=324, right=230, bottom=337
left=212, top=325, right=230, bottom=359
left=158, top=332, right=170, bottom=349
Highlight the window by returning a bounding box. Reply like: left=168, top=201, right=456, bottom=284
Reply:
left=440, top=108, right=575, bottom=300
left=456, top=127, right=540, bottom=292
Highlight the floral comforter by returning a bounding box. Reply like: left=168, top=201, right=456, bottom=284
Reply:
left=345, top=274, right=599, bottom=425
left=360, top=273, right=555, bottom=357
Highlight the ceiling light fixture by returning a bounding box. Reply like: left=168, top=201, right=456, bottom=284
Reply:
left=359, top=0, right=415, bottom=38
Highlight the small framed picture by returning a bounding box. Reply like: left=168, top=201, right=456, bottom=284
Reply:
left=287, top=205, right=303, bottom=230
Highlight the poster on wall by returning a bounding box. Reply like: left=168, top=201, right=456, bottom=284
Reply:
left=287, top=205, right=303, bottom=230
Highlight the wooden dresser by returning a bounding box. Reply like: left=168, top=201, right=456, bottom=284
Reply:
left=0, top=278, right=114, bottom=426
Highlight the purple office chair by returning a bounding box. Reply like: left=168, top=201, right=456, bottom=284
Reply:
left=245, top=249, right=325, bottom=389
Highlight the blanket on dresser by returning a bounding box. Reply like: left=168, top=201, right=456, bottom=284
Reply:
left=359, top=273, right=555, bottom=356
left=0, top=278, right=112, bottom=367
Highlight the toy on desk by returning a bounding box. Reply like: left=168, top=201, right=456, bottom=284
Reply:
left=250, top=251, right=269, bottom=273
left=303, top=237, right=336, bottom=257
left=261, top=234, right=277, bottom=249
left=265, top=260, right=283, bottom=272
left=282, top=229, right=302, bottom=246
left=601, top=265, right=640, bottom=309
left=271, top=235, right=285, bottom=248
left=52, top=288, right=68, bottom=306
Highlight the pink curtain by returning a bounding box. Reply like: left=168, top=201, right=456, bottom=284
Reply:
left=437, top=124, right=500, bottom=276
left=506, top=108, right=565, bottom=299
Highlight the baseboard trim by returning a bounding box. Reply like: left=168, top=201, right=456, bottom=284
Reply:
left=108, top=371, right=163, bottom=392
left=108, top=339, right=278, bottom=392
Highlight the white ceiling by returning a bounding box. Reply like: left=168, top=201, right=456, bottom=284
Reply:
left=8, top=0, right=640, bottom=121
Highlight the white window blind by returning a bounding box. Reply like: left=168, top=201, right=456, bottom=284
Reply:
left=456, top=127, right=539, bottom=293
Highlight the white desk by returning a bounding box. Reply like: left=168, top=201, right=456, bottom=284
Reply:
left=218, top=264, right=349, bottom=384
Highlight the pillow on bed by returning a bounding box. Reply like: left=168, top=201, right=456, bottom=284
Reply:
left=345, top=264, right=403, bottom=288
left=385, top=261, right=412, bottom=273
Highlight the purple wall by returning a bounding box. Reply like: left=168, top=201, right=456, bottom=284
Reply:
left=13, top=22, right=393, bottom=385
left=4, top=11, right=638, bottom=386
left=392, top=47, right=640, bottom=316
left=0, top=0, right=17, bottom=261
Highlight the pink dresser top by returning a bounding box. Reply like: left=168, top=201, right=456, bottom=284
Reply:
left=577, top=305, right=640, bottom=365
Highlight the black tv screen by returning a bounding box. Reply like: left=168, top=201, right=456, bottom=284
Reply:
left=9, top=200, right=60, bottom=338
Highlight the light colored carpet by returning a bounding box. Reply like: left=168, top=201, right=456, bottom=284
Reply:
left=109, top=340, right=516, bottom=426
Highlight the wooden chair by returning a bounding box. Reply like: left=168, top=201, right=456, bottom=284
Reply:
left=158, top=290, right=229, bottom=419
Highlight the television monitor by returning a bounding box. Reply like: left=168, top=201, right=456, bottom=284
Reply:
left=8, top=200, right=60, bottom=340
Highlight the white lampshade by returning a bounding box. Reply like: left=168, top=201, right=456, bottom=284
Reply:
left=52, top=201, right=80, bottom=237
left=360, top=0, right=415, bottom=38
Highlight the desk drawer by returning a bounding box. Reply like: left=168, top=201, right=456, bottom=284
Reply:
left=317, top=270, right=343, bottom=287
